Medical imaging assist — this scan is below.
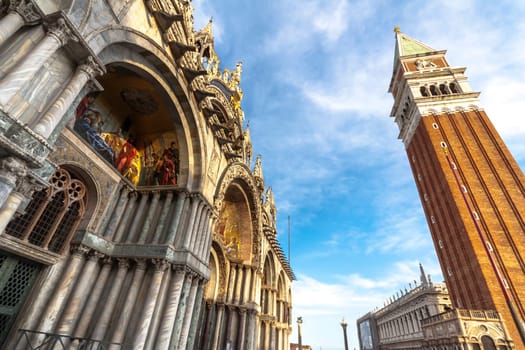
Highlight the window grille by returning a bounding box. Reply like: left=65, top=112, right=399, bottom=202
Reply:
left=0, top=256, right=40, bottom=345
left=5, top=168, right=86, bottom=254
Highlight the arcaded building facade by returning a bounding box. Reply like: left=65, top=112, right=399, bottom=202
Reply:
left=357, top=265, right=513, bottom=350
left=388, top=30, right=525, bottom=348
left=0, top=0, right=293, bottom=349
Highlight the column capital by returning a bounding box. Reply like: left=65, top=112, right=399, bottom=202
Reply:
left=88, top=250, right=106, bottom=261
left=117, top=258, right=130, bottom=269
left=45, top=18, right=75, bottom=46
left=11, top=0, right=41, bottom=25
left=135, top=258, right=147, bottom=270
left=78, top=56, right=105, bottom=80
left=152, top=258, right=169, bottom=271
left=70, top=244, right=91, bottom=256
left=101, top=256, right=113, bottom=265
left=172, top=264, right=186, bottom=273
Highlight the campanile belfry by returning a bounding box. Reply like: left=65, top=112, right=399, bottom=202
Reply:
left=388, top=29, right=525, bottom=347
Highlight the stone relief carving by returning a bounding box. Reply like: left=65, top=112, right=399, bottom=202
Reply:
left=0, top=156, right=28, bottom=186
left=10, top=0, right=41, bottom=25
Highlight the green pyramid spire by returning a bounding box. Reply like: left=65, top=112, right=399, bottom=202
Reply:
left=393, top=28, right=438, bottom=68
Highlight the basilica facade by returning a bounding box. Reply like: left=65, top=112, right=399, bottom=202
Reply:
left=0, top=0, right=293, bottom=349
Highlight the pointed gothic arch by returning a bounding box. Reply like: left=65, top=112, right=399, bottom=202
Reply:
left=214, top=162, right=262, bottom=265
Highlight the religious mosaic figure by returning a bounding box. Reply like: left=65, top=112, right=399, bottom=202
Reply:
left=73, top=107, right=116, bottom=164
left=116, top=136, right=139, bottom=182
left=159, top=152, right=177, bottom=185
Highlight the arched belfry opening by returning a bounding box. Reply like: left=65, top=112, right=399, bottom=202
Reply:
left=215, top=181, right=253, bottom=263
left=71, top=63, right=187, bottom=187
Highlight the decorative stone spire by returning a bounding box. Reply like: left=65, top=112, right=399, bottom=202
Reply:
left=201, top=17, right=213, bottom=37
left=419, top=262, right=429, bottom=287
left=264, top=186, right=277, bottom=226
left=243, top=122, right=252, bottom=165
left=252, top=154, right=264, bottom=193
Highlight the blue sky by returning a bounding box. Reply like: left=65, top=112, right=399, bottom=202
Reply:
left=193, top=1, right=525, bottom=349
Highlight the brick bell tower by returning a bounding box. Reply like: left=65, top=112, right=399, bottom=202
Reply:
left=388, top=28, right=525, bottom=347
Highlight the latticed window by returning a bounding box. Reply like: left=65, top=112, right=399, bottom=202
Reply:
left=5, top=168, right=86, bottom=254
left=0, top=255, right=40, bottom=344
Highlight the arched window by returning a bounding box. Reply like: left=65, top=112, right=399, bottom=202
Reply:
left=439, top=84, right=449, bottom=95
left=481, top=336, right=496, bottom=350
left=420, top=86, right=429, bottom=97
left=5, top=168, right=86, bottom=254
left=430, top=85, right=439, bottom=96
left=449, top=82, right=459, bottom=93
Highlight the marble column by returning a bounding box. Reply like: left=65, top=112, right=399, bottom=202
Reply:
left=263, top=320, right=270, bottom=350
left=36, top=246, right=89, bottom=334
left=126, top=191, right=149, bottom=242
left=233, top=266, right=243, bottom=305
left=245, top=309, right=257, bottom=350
left=112, top=191, right=138, bottom=242
left=226, top=264, right=237, bottom=304
left=90, top=259, right=129, bottom=341
left=196, top=208, right=212, bottom=256
left=143, top=265, right=171, bottom=350
left=163, top=191, right=187, bottom=245
left=137, top=190, right=161, bottom=243
left=225, top=305, right=237, bottom=350
left=211, top=303, right=225, bottom=350
left=0, top=190, right=24, bottom=233
left=181, top=195, right=200, bottom=248
left=199, top=302, right=214, bottom=350
left=253, top=270, right=262, bottom=307
left=236, top=308, right=247, bottom=350
left=0, top=0, right=40, bottom=47
left=242, top=266, right=252, bottom=304
left=132, top=259, right=168, bottom=349
left=109, top=259, right=147, bottom=348
left=154, top=267, right=185, bottom=349
left=186, top=282, right=206, bottom=350
left=170, top=271, right=194, bottom=347
left=177, top=277, right=200, bottom=349
left=182, top=195, right=204, bottom=250
left=198, top=214, right=213, bottom=260
left=56, top=251, right=104, bottom=336
left=0, top=156, right=27, bottom=210
left=0, top=18, right=73, bottom=108
left=270, top=322, right=277, bottom=350
left=150, top=190, right=173, bottom=243
left=32, top=56, right=103, bottom=138
left=188, top=205, right=207, bottom=253
left=72, top=257, right=113, bottom=339
left=102, top=186, right=130, bottom=239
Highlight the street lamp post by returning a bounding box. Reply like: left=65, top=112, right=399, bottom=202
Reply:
left=297, top=316, right=303, bottom=350
left=341, top=317, right=349, bottom=350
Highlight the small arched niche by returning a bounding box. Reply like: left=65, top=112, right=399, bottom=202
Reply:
left=71, top=64, right=185, bottom=187
left=215, top=182, right=253, bottom=263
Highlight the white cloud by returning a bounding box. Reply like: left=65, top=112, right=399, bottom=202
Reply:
left=261, top=0, right=357, bottom=54
left=292, top=260, right=443, bottom=349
